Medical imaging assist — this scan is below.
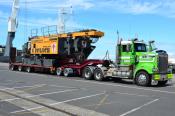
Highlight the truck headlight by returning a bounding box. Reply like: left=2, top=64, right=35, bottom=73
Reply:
left=152, top=68, right=158, bottom=72
left=168, top=68, right=172, bottom=73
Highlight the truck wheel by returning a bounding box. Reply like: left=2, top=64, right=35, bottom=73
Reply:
left=158, top=80, right=168, bottom=86
left=63, top=68, right=73, bottom=77
left=94, top=68, right=104, bottom=81
left=56, top=68, right=63, bottom=76
left=18, top=66, right=23, bottom=72
left=82, top=67, right=93, bottom=80
left=135, top=71, right=151, bottom=86
left=50, top=69, right=55, bottom=75
left=26, top=67, right=31, bottom=73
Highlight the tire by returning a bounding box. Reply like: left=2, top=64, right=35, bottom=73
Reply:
left=63, top=68, right=73, bottom=77
left=50, top=69, right=55, bottom=75
left=158, top=80, right=168, bottom=86
left=135, top=71, right=151, bottom=86
left=18, top=66, right=23, bottom=72
left=82, top=67, right=93, bottom=80
left=56, top=68, right=63, bottom=76
left=9, top=65, right=15, bottom=71
left=94, top=68, right=104, bottom=81
left=26, top=67, right=31, bottom=73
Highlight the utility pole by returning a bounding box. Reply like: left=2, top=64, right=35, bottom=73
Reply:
left=116, top=30, right=120, bottom=64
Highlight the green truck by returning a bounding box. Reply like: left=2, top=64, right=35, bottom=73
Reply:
left=82, top=38, right=173, bottom=86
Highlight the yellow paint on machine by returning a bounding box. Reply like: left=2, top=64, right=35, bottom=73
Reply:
left=30, top=30, right=104, bottom=55
left=31, top=37, right=58, bottom=55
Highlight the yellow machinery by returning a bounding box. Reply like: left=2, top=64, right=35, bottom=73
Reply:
left=30, top=30, right=104, bottom=55
left=22, top=28, right=104, bottom=66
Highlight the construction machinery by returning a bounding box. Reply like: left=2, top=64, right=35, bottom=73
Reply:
left=21, top=26, right=104, bottom=66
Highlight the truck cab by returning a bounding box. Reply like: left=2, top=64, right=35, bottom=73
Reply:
left=90, top=39, right=173, bottom=86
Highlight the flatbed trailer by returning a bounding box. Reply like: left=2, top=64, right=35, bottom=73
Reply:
left=9, top=59, right=107, bottom=77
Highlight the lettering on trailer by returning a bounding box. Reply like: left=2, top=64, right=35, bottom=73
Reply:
left=33, top=48, right=50, bottom=54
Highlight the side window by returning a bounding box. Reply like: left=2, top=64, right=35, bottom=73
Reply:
left=122, top=44, right=131, bottom=52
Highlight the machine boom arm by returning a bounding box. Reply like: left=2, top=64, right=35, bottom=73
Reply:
left=8, top=0, right=19, bottom=32
left=4, top=0, right=20, bottom=57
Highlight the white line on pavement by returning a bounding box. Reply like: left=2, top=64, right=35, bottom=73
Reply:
left=49, top=84, right=77, bottom=89
left=10, top=92, right=106, bottom=114
left=113, top=91, right=150, bottom=97
left=0, top=84, right=46, bottom=91
left=119, top=99, right=159, bottom=116
left=0, top=89, right=78, bottom=102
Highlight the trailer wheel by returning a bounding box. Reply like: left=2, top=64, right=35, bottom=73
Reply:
left=26, top=67, right=31, bottom=73
left=9, top=65, right=15, bottom=71
left=63, top=68, right=73, bottom=77
left=94, top=68, right=104, bottom=81
left=56, top=68, right=63, bottom=76
left=18, top=66, right=23, bottom=72
left=135, top=71, right=151, bottom=86
left=158, top=80, right=168, bottom=86
left=82, top=67, right=93, bottom=80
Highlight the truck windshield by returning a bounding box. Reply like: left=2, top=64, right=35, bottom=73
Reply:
left=134, top=43, right=147, bottom=52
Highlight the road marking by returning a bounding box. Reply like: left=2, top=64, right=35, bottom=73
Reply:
left=95, top=94, right=109, bottom=110
left=0, top=84, right=46, bottom=91
left=82, top=101, right=120, bottom=107
left=49, top=84, right=77, bottom=89
left=119, top=99, right=159, bottom=116
left=113, top=91, right=150, bottom=97
left=74, top=79, right=175, bottom=94
left=11, top=92, right=106, bottom=114
left=0, top=70, right=9, bottom=72
left=0, top=89, right=78, bottom=102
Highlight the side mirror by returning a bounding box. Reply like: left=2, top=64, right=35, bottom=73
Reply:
left=149, top=41, right=157, bottom=51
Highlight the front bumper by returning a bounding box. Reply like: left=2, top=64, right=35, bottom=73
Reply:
left=153, top=74, right=174, bottom=81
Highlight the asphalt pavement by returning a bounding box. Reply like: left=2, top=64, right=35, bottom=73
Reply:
left=0, top=63, right=175, bottom=116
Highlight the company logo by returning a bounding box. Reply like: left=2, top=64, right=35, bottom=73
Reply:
left=51, top=43, right=57, bottom=53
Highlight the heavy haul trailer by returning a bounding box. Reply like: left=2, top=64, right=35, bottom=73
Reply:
left=9, top=28, right=106, bottom=75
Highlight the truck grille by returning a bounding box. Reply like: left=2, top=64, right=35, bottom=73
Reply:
left=158, top=54, right=168, bottom=73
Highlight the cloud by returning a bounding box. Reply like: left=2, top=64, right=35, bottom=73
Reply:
left=96, top=0, right=159, bottom=14
left=66, top=0, right=94, bottom=9
left=0, top=0, right=94, bottom=14
left=2, top=0, right=175, bottom=18
left=95, top=0, right=175, bottom=18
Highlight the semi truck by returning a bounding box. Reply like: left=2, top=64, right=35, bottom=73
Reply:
left=82, top=39, right=173, bottom=86
left=9, top=27, right=173, bottom=86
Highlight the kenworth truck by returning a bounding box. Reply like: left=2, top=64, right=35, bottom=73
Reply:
left=81, top=38, right=173, bottom=86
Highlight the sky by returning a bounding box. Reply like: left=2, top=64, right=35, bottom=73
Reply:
left=0, top=0, right=175, bottom=62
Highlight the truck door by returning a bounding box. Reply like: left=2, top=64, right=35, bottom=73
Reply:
left=120, top=44, right=134, bottom=65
